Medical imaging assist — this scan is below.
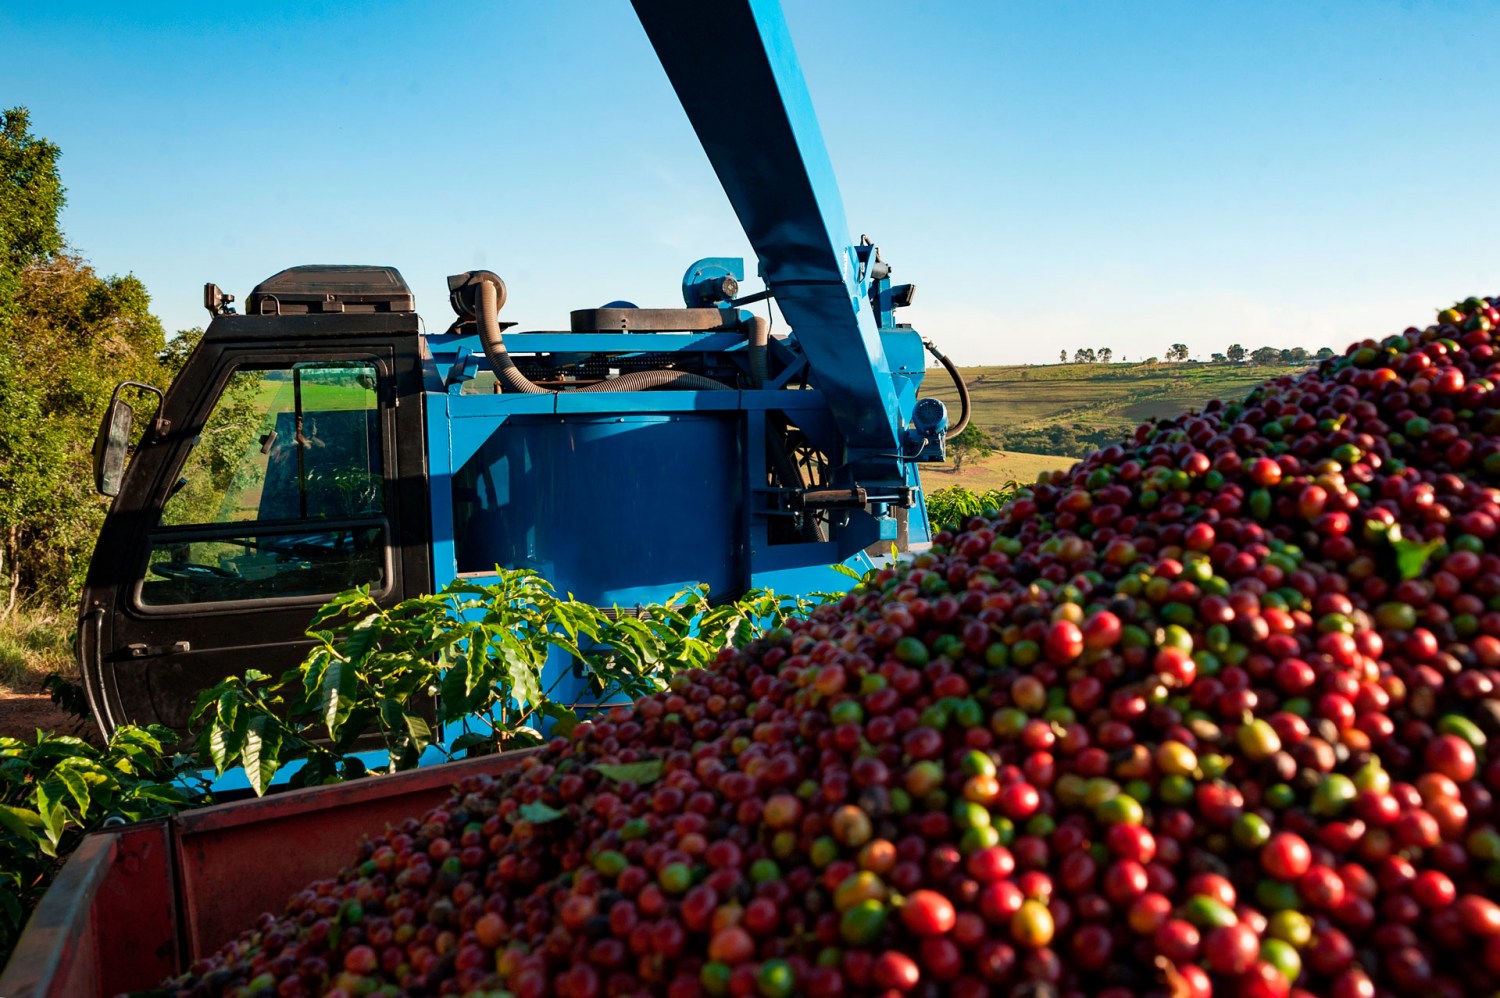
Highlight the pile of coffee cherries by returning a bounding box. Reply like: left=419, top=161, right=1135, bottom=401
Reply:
left=164, top=299, right=1500, bottom=997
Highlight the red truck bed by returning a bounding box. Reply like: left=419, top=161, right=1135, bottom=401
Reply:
left=0, top=750, right=535, bottom=998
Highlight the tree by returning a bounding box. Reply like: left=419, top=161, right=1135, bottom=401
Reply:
left=1098, top=347, right=1112, bottom=364
left=948, top=424, right=997, bottom=474
left=0, top=109, right=64, bottom=285
left=1073, top=347, right=1096, bottom=364
left=1226, top=343, right=1246, bottom=364
left=1166, top=343, right=1190, bottom=362
left=1315, top=346, right=1336, bottom=361
left=1251, top=346, right=1281, bottom=365
left=1210, top=352, right=1226, bottom=364
left=1286, top=347, right=1310, bottom=365
left=1059, top=349, right=1067, bottom=363
left=0, top=109, right=170, bottom=610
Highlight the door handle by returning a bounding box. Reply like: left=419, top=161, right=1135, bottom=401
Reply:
left=126, top=640, right=192, bottom=658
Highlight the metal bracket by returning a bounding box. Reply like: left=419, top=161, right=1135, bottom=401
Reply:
left=126, top=641, right=191, bottom=659
left=791, top=487, right=867, bottom=510
left=445, top=347, right=479, bottom=393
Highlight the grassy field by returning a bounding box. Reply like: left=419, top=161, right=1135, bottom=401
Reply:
left=0, top=607, right=72, bottom=694
left=921, top=360, right=1295, bottom=456
left=919, top=449, right=1076, bottom=493
left=915, top=359, right=1314, bottom=486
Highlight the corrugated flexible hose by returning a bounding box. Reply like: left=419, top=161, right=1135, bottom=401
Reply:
left=474, top=273, right=733, bottom=394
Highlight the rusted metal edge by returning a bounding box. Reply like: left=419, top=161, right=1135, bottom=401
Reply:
left=0, top=821, right=176, bottom=998
left=174, top=748, right=542, bottom=835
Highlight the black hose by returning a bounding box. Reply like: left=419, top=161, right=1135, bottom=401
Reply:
left=923, top=337, right=971, bottom=436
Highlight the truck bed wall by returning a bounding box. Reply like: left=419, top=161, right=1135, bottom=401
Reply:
left=0, top=750, right=536, bottom=998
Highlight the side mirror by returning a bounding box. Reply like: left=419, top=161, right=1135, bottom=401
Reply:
left=92, top=381, right=167, bottom=497
left=93, top=398, right=134, bottom=496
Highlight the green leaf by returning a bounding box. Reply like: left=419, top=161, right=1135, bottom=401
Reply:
left=53, top=764, right=90, bottom=815
left=537, top=701, right=578, bottom=739
left=1393, top=536, right=1443, bottom=581
left=465, top=625, right=491, bottom=696
left=320, top=659, right=355, bottom=737
left=340, top=613, right=384, bottom=665
left=830, top=562, right=863, bottom=580
left=499, top=642, right=541, bottom=711
left=34, top=782, right=66, bottom=849
left=0, top=804, right=42, bottom=843
left=108, top=726, right=164, bottom=756
left=241, top=715, right=282, bottom=797
left=26, top=734, right=93, bottom=758
left=128, top=784, right=191, bottom=806
left=308, top=586, right=374, bottom=629
left=591, top=759, right=663, bottom=784
left=207, top=692, right=241, bottom=773
left=287, top=757, right=335, bottom=790
left=329, top=703, right=380, bottom=754
left=404, top=713, right=432, bottom=746
left=301, top=648, right=331, bottom=700
left=208, top=719, right=234, bottom=775
left=0, top=884, right=22, bottom=928
left=518, top=800, right=566, bottom=824
left=377, top=697, right=404, bottom=735
left=439, top=662, right=479, bottom=719
left=448, top=732, right=492, bottom=756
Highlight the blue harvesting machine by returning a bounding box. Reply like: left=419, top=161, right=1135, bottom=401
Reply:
left=79, top=0, right=969, bottom=737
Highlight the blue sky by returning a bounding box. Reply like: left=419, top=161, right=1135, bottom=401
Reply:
left=3, top=1, right=1499, bottom=366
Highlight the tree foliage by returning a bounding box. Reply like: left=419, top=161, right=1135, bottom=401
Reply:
left=992, top=422, right=1123, bottom=459
left=948, top=423, right=997, bottom=473
left=0, top=109, right=172, bottom=608
left=0, top=109, right=64, bottom=284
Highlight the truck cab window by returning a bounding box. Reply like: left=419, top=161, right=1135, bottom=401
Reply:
left=141, top=361, right=388, bottom=607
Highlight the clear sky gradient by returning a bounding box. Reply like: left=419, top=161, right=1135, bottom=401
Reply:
left=3, top=1, right=1498, bottom=366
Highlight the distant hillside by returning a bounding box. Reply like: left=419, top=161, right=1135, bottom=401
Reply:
left=921, top=361, right=1306, bottom=458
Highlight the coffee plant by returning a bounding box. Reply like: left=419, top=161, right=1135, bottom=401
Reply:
left=926, top=484, right=1022, bottom=531
left=190, top=570, right=832, bottom=794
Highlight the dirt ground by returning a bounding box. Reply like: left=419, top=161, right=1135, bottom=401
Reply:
left=0, top=691, right=99, bottom=742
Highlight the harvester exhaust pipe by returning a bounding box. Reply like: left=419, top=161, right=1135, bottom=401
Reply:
left=747, top=315, right=769, bottom=389
left=455, top=269, right=735, bottom=393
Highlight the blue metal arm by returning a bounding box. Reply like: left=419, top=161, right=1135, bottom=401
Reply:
left=631, top=0, right=904, bottom=473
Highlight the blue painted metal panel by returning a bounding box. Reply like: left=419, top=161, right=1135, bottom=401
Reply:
left=425, top=392, right=459, bottom=586
left=451, top=414, right=743, bottom=598
left=447, top=413, right=744, bottom=706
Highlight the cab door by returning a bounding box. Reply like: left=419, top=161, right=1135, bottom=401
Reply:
left=81, top=342, right=426, bottom=735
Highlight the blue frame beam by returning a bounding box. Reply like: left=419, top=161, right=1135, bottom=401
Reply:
left=631, top=0, right=903, bottom=468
